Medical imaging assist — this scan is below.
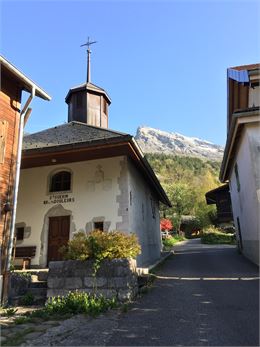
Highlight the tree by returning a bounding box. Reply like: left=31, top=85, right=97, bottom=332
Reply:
left=164, top=183, right=197, bottom=231
left=160, top=219, right=173, bottom=231
left=146, top=153, right=221, bottom=232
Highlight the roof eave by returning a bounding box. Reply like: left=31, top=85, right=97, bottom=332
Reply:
left=65, top=85, right=111, bottom=104
left=129, top=138, right=172, bottom=207
left=220, top=109, right=260, bottom=182
left=0, top=55, right=51, bottom=101
left=23, top=134, right=132, bottom=155
left=22, top=133, right=171, bottom=207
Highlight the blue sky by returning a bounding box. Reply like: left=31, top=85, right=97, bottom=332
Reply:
left=1, top=0, right=260, bottom=145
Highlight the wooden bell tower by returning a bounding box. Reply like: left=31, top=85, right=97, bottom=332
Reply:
left=65, top=38, right=111, bottom=128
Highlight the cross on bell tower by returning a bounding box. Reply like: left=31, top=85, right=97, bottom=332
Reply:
left=80, top=37, right=97, bottom=83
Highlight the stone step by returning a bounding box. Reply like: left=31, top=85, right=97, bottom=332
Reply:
left=37, top=271, right=48, bottom=282
left=29, top=281, right=47, bottom=289
left=14, top=269, right=49, bottom=282
left=28, top=287, right=47, bottom=297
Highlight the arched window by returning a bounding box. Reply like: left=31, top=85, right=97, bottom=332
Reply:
left=50, top=171, right=71, bottom=192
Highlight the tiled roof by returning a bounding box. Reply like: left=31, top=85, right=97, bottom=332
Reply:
left=23, top=122, right=129, bottom=150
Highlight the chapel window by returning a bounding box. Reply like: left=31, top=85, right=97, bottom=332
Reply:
left=50, top=171, right=71, bottom=192
left=16, top=227, right=24, bottom=241
left=103, top=98, right=107, bottom=115
left=94, top=221, right=104, bottom=231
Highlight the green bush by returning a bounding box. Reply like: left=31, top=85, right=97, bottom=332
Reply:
left=163, top=235, right=186, bottom=250
left=45, top=291, right=117, bottom=316
left=14, top=316, right=31, bottom=325
left=201, top=227, right=235, bottom=244
left=20, top=292, right=34, bottom=306
left=60, top=230, right=141, bottom=261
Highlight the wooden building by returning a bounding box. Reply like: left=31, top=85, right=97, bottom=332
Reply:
left=0, top=56, right=50, bottom=282
left=205, top=184, right=233, bottom=225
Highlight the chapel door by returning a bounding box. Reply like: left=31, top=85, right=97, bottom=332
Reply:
left=47, top=216, right=70, bottom=264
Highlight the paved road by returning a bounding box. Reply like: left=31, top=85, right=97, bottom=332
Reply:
left=106, top=239, right=259, bottom=346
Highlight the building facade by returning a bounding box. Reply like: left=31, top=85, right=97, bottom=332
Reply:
left=15, top=54, right=171, bottom=268
left=220, top=64, right=260, bottom=265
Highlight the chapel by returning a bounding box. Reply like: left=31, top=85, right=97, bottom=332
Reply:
left=15, top=42, right=171, bottom=268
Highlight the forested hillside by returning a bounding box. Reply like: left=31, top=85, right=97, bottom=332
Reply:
left=146, top=153, right=221, bottom=229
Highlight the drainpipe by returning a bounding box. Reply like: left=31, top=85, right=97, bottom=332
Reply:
left=1, top=87, right=35, bottom=304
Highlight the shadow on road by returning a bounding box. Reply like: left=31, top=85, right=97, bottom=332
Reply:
left=106, top=241, right=259, bottom=346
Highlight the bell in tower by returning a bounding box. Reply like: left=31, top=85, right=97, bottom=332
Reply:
left=65, top=38, right=111, bottom=128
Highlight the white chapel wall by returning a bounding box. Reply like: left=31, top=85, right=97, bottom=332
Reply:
left=16, top=156, right=124, bottom=266
left=127, top=158, right=162, bottom=267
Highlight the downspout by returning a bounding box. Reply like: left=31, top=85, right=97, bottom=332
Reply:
left=2, top=87, right=35, bottom=303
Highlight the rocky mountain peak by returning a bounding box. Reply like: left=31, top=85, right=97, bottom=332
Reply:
left=135, top=126, right=224, bottom=161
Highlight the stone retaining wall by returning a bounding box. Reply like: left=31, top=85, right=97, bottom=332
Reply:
left=47, top=258, right=138, bottom=302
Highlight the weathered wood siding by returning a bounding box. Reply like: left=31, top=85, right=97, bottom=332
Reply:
left=0, top=70, right=21, bottom=263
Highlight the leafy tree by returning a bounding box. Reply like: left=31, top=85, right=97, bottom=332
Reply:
left=160, top=218, right=173, bottom=231
left=146, top=153, right=221, bottom=231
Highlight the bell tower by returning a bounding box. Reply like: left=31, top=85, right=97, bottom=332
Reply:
left=65, top=38, right=111, bottom=128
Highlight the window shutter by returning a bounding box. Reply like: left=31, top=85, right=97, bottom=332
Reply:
left=0, top=120, right=8, bottom=164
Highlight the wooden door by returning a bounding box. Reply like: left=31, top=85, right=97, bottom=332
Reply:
left=48, top=216, right=70, bottom=263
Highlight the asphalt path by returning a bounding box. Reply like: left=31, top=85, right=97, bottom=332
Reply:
left=106, top=239, right=259, bottom=346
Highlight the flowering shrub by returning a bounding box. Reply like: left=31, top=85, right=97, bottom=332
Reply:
left=60, top=230, right=141, bottom=261
left=160, top=219, right=173, bottom=231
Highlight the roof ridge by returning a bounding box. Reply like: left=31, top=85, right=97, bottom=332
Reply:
left=24, top=121, right=130, bottom=138
left=70, top=121, right=131, bottom=136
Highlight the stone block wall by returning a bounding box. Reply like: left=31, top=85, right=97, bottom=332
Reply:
left=9, top=273, right=31, bottom=299
left=47, top=258, right=138, bottom=302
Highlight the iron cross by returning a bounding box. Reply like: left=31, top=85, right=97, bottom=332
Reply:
left=80, top=37, right=97, bottom=52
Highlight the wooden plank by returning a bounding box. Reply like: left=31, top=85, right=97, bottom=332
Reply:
left=0, top=120, right=9, bottom=163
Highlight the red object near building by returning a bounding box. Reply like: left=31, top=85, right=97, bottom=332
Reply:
left=160, top=218, right=173, bottom=231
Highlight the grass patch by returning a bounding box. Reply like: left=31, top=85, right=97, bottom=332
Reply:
left=44, top=291, right=118, bottom=317
left=162, top=235, right=186, bottom=250
left=201, top=230, right=235, bottom=244
left=13, top=316, right=32, bottom=325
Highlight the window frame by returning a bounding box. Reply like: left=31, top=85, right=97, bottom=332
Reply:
left=49, top=170, right=72, bottom=193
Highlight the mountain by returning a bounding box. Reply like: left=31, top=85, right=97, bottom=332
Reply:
left=135, top=126, right=224, bottom=161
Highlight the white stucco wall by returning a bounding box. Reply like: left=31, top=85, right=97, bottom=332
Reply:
left=16, top=157, right=124, bottom=266
left=127, top=159, right=162, bottom=267
left=229, top=124, right=260, bottom=265
left=15, top=155, right=163, bottom=268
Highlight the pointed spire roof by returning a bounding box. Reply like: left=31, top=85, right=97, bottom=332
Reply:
left=65, top=81, right=111, bottom=104
left=65, top=38, right=111, bottom=104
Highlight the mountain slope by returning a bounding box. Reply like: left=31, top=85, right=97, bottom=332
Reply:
left=135, top=126, right=224, bottom=161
